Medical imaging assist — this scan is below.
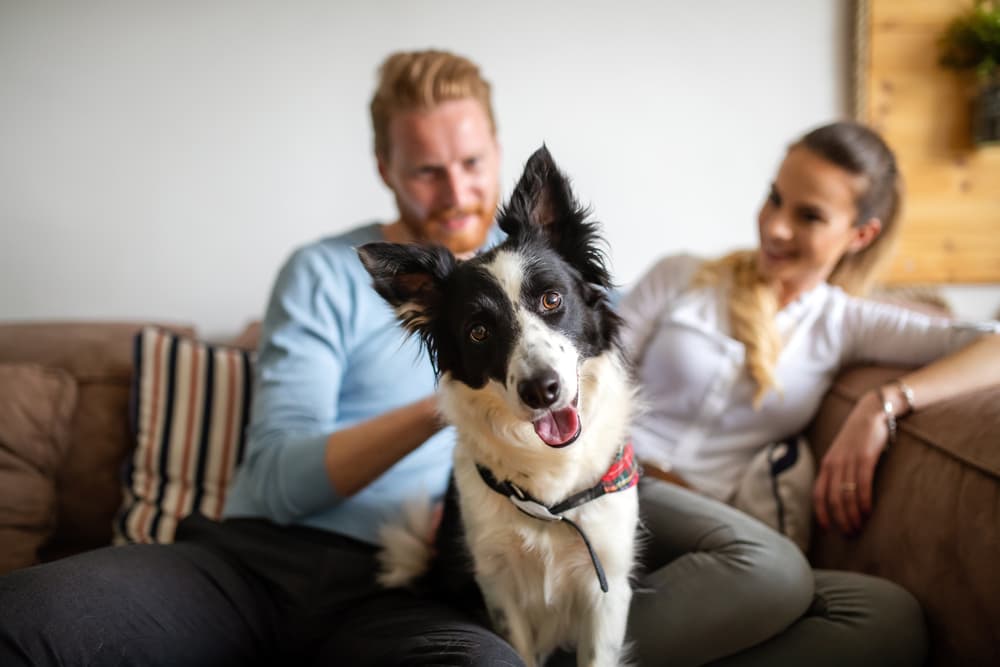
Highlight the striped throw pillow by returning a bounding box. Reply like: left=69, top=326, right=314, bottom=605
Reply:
left=115, top=327, right=253, bottom=544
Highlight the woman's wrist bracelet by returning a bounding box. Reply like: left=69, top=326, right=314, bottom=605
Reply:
left=875, top=386, right=897, bottom=445
left=892, top=379, right=916, bottom=415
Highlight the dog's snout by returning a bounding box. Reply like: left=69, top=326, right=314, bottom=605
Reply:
left=517, top=370, right=561, bottom=409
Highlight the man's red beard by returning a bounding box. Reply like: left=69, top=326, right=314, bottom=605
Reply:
left=400, top=198, right=498, bottom=256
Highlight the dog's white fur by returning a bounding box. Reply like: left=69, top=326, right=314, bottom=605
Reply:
left=379, top=250, right=638, bottom=667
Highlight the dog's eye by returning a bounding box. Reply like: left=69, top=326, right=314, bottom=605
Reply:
left=468, top=323, right=489, bottom=343
left=540, top=291, right=562, bottom=311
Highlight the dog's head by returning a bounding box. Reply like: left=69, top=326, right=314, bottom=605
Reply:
left=358, top=146, right=621, bottom=449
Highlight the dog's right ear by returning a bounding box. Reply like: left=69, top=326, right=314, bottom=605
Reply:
left=356, top=242, right=456, bottom=337
left=501, top=146, right=614, bottom=292
left=500, top=144, right=578, bottom=243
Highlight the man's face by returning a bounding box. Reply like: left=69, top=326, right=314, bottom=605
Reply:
left=378, top=98, right=501, bottom=256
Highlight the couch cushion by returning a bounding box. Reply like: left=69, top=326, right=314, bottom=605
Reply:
left=0, top=364, right=77, bottom=574
left=0, top=322, right=195, bottom=558
left=115, top=327, right=253, bottom=544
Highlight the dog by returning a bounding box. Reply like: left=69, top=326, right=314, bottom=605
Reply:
left=357, top=146, right=638, bottom=667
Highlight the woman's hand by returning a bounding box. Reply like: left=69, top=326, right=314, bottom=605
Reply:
left=812, top=390, right=890, bottom=535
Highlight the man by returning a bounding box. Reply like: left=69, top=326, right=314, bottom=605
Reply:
left=0, top=49, right=522, bottom=666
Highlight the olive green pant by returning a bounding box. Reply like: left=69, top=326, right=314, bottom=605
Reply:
left=627, top=479, right=927, bottom=666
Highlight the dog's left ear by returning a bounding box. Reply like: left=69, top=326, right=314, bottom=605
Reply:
left=501, top=145, right=575, bottom=241
left=501, top=145, right=612, bottom=290
left=356, top=242, right=455, bottom=338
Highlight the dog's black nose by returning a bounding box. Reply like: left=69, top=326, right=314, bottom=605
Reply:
left=518, top=370, right=560, bottom=409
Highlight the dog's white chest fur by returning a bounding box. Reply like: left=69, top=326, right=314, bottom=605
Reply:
left=440, top=351, right=638, bottom=667
left=454, top=454, right=638, bottom=664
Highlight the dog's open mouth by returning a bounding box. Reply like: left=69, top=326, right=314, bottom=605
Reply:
left=532, top=397, right=581, bottom=448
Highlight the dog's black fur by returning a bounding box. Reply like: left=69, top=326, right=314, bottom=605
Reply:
left=360, top=145, right=622, bottom=391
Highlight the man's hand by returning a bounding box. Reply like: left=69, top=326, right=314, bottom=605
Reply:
left=812, top=391, right=889, bottom=535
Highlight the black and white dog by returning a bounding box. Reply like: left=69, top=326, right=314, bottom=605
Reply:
left=358, top=146, right=638, bottom=667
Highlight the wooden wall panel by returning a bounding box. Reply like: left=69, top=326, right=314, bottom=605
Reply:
left=858, top=0, right=1000, bottom=284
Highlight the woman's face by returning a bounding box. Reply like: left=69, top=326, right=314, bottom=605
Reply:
left=756, top=145, right=879, bottom=303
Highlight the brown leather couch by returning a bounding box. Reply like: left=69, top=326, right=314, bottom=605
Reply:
left=1, top=320, right=997, bottom=665
left=808, top=365, right=1000, bottom=666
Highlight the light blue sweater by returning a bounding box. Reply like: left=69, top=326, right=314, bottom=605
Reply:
left=224, top=223, right=500, bottom=545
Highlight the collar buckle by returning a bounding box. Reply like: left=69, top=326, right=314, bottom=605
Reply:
left=509, top=495, right=563, bottom=522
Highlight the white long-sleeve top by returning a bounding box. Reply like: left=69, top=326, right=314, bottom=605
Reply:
left=618, top=254, right=997, bottom=502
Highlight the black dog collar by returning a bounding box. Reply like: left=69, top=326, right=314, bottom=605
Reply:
left=475, top=443, right=639, bottom=593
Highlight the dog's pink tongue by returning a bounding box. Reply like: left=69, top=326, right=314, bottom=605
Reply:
left=533, top=407, right=580, bottom=447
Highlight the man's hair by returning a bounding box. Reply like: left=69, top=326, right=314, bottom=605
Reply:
left=370, top=49, right=496, bottom=160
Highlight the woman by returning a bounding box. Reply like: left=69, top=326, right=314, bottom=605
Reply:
left=620, top=121, right=1000, bottom=666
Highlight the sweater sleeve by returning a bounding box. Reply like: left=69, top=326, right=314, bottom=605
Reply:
left=837, top=293, right=999, bottom=368
left=237, top=245, right=354, bottom=524
left=618, top=254, right=701, bottom=366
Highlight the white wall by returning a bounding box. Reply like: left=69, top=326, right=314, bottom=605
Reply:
left=2, top=1, right=995, bottom=337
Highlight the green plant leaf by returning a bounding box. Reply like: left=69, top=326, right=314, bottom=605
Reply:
left=939, top=0, right=1000, bottom=79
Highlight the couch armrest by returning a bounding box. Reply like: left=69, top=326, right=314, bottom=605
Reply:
left=806, top=365, right=1000, bottom=666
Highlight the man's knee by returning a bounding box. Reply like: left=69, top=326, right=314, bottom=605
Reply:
left=424, top=624, right=525, bottom=667
left=326, top=620, right=525, bottom=667
left=0, top=563, right=86, bottom=664
left=1, top=543, right=262, bottom=667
